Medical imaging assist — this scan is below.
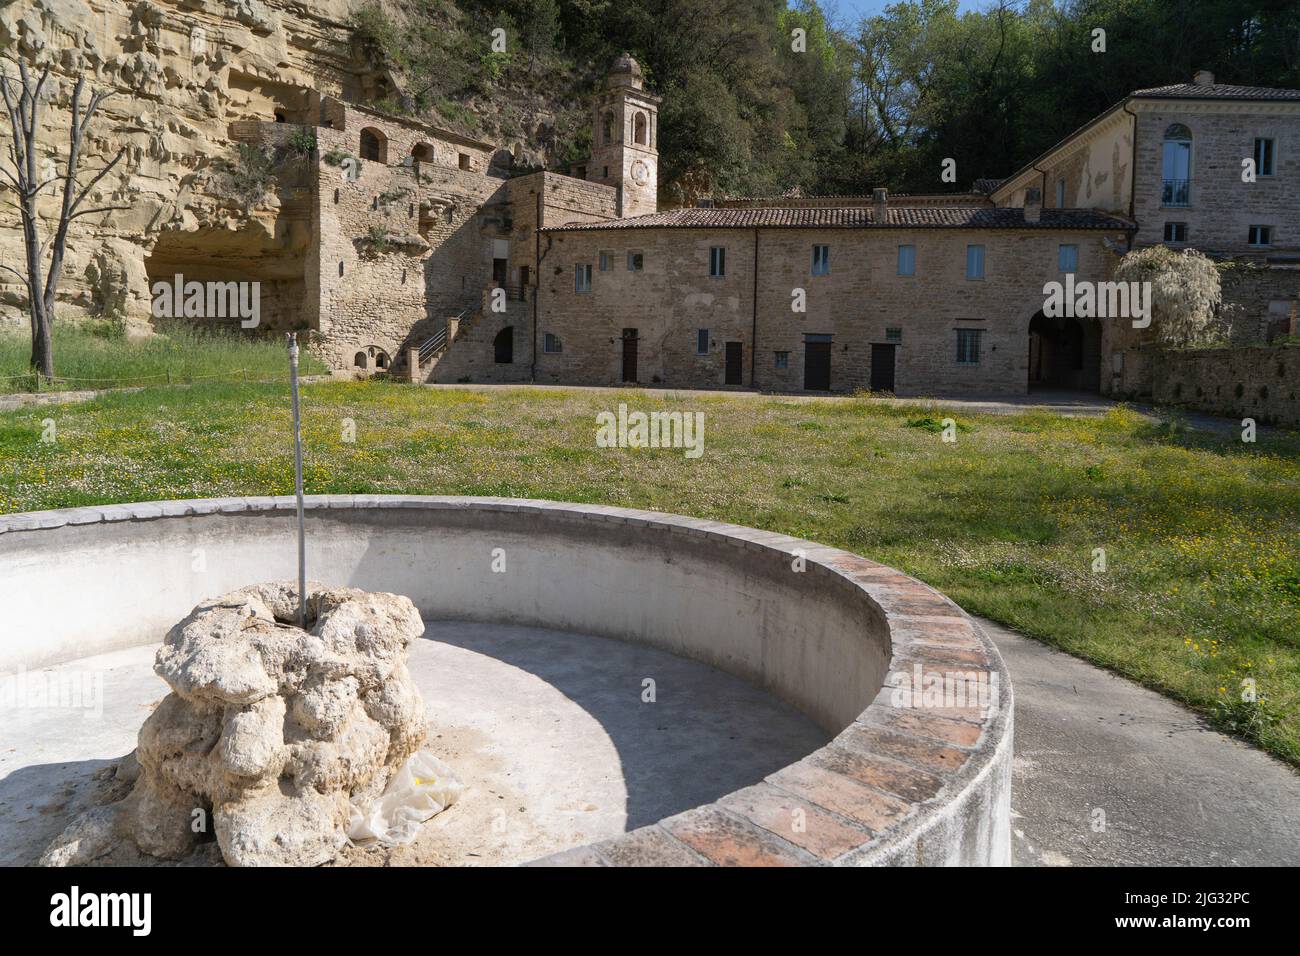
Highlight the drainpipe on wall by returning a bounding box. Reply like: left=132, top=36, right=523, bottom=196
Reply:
left=751, top=228, right=759, bottom=387
left=531, top=188, right=543, bottom=381
left=1122, top=100, right=1138, bottom=251
left=1031, top=161, right=1047, bottom=211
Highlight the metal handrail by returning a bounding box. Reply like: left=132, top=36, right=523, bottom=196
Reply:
left=415, top=308, right=470, bottom=366
left=1161, top=179, right=1190, bottom=207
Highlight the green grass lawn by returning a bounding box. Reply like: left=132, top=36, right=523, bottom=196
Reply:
left=0, top=323, right=329, bottom=393
left=1, top=380, right=1297, bottom=765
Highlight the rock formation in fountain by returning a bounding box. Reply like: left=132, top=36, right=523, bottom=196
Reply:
left=41, top=581, right=432, bottom=867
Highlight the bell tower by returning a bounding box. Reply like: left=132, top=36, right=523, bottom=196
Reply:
left=587, top=53, right=660, bottom=218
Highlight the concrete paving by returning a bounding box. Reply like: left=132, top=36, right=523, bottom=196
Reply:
left=979, top=616, right=1300, bottom=866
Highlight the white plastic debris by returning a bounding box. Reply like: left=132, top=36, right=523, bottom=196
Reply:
left=347, top=750, right=465, bottom=846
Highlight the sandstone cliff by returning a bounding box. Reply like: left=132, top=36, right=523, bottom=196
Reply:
left=0, top=0, right=400, bottom=332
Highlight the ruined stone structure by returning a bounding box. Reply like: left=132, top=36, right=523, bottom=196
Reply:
left=2, top=0, right=1295, bottom=397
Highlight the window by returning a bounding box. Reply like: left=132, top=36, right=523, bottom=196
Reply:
left=575, top=263, right=592, bottom=293
left=1058, top=244, right=1078, bottom=272
left=1055, top=179, right=1066, bottom=208
left=709, top=246, right=726, bottom=277
left=458, top=153, right=471, bottom=170
left=543, top=333, right=563, bottom=353
left=1164, top=222, right=1188, bottom=243
left=956, top=329, right=982, bottom=365
left=811, top=244, right=830, bottom=276
left=599, top=251, right=612, bottom=272
left=1162, top=124, right=1192, bottom=206
left=1254, top=138, right=1275, bottom=177
left=885, top=327, right=902, bottom=342
left=627, top=251, right=644, bottom=272
left=696, top=329, right=710, bottom=355
left=359, top=127, right=386, bottom=162
left=774, top=351, right=789, bottom=369
left=634, top=112, right=647, bottom=145
left=897, top=244, right=916, bottom=276
left=966, top=244, right=985, bottom=280
left=1248, top=225, right=1272, bottom=246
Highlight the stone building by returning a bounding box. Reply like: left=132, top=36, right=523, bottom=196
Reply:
left=990, top=71, right=1300, bottom=396
left=316, top=62, right=1296, bottom=397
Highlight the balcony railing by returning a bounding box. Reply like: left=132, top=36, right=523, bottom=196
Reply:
left=1162, top=179, right=1190, bottom=207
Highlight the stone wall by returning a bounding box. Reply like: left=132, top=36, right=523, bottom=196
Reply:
left=1149, top=345, right=1300, bottom=427
left=536, top=224, right=1127, bottom=394
left=426, top=298, right=533, bottom=384
left=311, top=103, right=506, bottom=370
left=1130, top=101, right=1300, bottom=257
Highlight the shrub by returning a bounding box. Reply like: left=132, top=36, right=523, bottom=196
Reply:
left=1113, top=246, right=1224, bottom=348
left=218, top=143, right=277, bottom=212
left=288, top=127, right=317, bottom=155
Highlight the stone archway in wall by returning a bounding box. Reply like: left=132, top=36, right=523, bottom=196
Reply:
left=1028, top=311, right=1102, bottom=392
left=494, top=326, right=514, bottom=364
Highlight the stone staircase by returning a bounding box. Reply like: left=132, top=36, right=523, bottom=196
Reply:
left=392, top=284, right=530, bottom=383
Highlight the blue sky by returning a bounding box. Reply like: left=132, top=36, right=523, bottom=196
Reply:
left=815, top=0, right=988, bottom=27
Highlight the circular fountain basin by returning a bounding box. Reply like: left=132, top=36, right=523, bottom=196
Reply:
left=0, top=496, right=1012, bottom=866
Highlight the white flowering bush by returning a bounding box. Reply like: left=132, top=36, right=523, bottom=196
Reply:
left=1114, top=246, right=1225, bottom=347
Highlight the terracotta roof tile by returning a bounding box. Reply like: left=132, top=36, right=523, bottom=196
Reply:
left=545, top=206, right=1133, bottom=232
left=1131, top=82, right=1300, bottom=101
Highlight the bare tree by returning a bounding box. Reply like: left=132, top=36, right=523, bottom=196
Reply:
left=0, top=56, right=127, bottom=380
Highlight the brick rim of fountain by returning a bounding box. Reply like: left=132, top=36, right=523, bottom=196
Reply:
left=0, top=496, right=1012, bottom=866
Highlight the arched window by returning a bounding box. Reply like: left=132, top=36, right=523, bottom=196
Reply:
left=1161, top=124, right=1191, bottom=206
left=354, top=351, right=367, bottom=369
left=601, top=112, right=615, bottom=145
left=494, top=326, right=514, bottom=364
left=375, top=351, right=388, bottom=369
left=359, top=127, right=387, bottom=163
left=411, top=142, right=435, bottom=163
left=633, top=112, right=647, bottom=145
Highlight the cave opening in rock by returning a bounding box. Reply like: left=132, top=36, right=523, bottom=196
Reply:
left=144, top=225, right=310, bottom=336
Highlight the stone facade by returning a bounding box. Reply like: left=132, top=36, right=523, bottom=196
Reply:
left=992, top=73, right=1300, bottom=403
left=536, top=223, right=1127, bottom=395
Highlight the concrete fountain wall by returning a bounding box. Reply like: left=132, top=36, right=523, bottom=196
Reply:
left=0, top=496, right=1012, bottom=866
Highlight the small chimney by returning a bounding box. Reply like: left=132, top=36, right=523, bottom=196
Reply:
left=872, top=187, right=888, bottom=223
left=1023, top=186, right=1042, bottom=223
left=1194, top=69, right=1215, bottom=87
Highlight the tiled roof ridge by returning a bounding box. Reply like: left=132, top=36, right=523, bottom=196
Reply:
left=544, top=205, right=1135, bottom=232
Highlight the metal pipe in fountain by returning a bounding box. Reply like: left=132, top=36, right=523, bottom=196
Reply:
left=287, top=332, right=306, bottom=628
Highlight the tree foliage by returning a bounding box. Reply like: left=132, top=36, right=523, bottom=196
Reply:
left=353, top=0, right=1300, bottom=200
